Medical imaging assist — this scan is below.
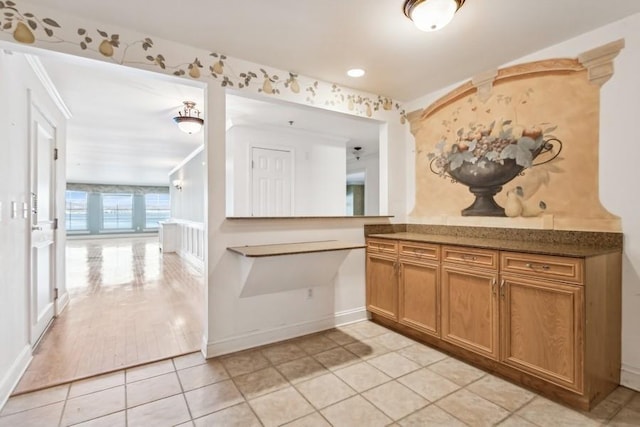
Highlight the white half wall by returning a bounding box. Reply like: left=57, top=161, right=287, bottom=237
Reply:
left=170, top=146, right=205, bottom=223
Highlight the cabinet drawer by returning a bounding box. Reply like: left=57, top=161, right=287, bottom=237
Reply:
left=501, top=252, right=583, bottom=284
left=442, top=246, right=498, bottom=270
left=399, top=241, right=439, bottom=261
left=366, top=238, right=398, bottom=255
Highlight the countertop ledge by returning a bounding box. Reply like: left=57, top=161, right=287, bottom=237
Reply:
left=227, top=240, right=366, bottom=257
left=368, top=232, right=621, bottom=257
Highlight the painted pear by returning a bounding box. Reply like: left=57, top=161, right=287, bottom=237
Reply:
left=489, top=118, right=504, bottom=138
left=348, top=99, right=354, bottom=111
left=13, top=22, right=35, bottom=44
left=504, top=188, right=523, bottom=218
left=189, top=66, right=200, bottom=79
left=262, top=78, right=273, bottom=94
left=366, top=103, right=372, bottom=117
left=212, top=60, right=224, bottom=75
left=290, top=79, right=300, bottom=94
left=99, top=40, right=114, bottom=57
left=521, top=200, right=547, bottom=217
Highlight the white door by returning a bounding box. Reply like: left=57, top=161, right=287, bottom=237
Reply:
left=251, top=147, right=292, bottom=216
left=30, top=101, right=57, bottom=345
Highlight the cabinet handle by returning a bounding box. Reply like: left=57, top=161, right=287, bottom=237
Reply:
left=462, top=255, right=477, bottom=261
left=525, top=262, right=551, bottom=271
left=499, top=279, right=505, bottom=298
left=492, top=278, right=497, bottom=295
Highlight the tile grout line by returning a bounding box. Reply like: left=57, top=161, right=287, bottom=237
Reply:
left=171, top=357, right=195, bottom=424
left=56, top=384, right=70, bottom=427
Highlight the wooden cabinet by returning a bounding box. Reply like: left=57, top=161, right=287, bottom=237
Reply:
left=366, top=239, right=398, bottom=321
left=500, top=273, right=584, bottom=392
left=441, top=247, right=500, bottom=360
left=399, top=242, right=440, bottom=337
left=365, top=236, right=621, bottom=411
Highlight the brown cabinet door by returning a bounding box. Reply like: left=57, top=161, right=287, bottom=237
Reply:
left=441, top=264, right=499, bottom=360
left=501, top=274, right=584, bottom=392
left=366, top=253, right=398, bottom=321
left=399, top=259, right=439, bottom=337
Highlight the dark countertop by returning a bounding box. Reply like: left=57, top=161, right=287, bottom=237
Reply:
left=368, top=232, right=621, bottom=257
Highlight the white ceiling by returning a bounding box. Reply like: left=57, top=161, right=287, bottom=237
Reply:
left=29, top=0, right=640, bottom=101
left=36, top=51, right=379, bottom=186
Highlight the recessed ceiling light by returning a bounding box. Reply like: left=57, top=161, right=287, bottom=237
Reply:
left=347, top=68, right=365, bottom=78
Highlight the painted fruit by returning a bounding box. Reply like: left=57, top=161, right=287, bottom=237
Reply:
left=290, top=80, right=300, bottom=94
left=383, top=100, right=392, bottom=110
left=400, top=116, right=406, bottom=125
left=189, top=66, right=200, bottom=79
left=99, top=40, right=114, bottom=57
left=212, top=61, right=223, bottom=74
left=366, top=104, right=372, bottom=117
left=13, top=22, right=35, bottom=44
left=522, top=126, right=542, bottom=139
left=262, top=79, right=273, bottom=94
left=348, top=99, right=354, bottom=111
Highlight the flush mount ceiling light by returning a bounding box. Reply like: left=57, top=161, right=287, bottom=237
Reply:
left=173, top=101, right=204, bottom=134
left=347, top=68, right=365, bottom=78
left=403, top=0, right=465, bottom=32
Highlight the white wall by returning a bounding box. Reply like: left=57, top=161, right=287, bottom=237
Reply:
left=404, top=13, right=640, bottom=391
left=170, top=147, right=205, bottom=223
left=227, top=125, right=347, bottom=216
left=0, top=50, right=67, bottom=407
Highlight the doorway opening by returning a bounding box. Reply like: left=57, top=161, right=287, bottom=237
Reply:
left=8, top=45, right=209, bottom=394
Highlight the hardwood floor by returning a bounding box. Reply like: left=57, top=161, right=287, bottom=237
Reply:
left=13, top=236, right=203, bottom=395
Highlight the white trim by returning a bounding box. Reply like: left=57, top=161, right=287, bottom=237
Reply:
left=205, top=307, right=367, bottom=357
left=55, top=290, right=70, bottom=316
left=0, top=345, right=32, bottom=410
left=66, top=232, right=157, bottom=240
left=168, top=144, right=205, bottom=176
left=621, top=363, right=640, bottom=392
left=177, top=249, right=204, bottom=272
left=24, top=55, right=72, bottom=119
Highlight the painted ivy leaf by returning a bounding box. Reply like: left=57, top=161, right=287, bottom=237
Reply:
left=6, top=0, right=15, bottom=6
left=80, top=41, right=87, bottom=49
left=0, top=2, right=5, bottom=8
left=111, top=34, right=119, bottom=40
left=210, top=52, right=218, bottom=57
left=517, top=136, right=539, bottom=151
left=44, top=28, right=53, bottom=37
left=27, top=19, right=36, bottom=30
left=42, top=18, right=60, bottom=28
left=145, top=55, right=154, bottom=61
left=24, top=13, right=34, bottom=18
left=467, top=140, right=477, bottom=151
left=97, top=29, right=108, bottom=37
left=435, top=139, right=446, bottom=152
left=503, top=120, right=512, bottom=126
left=85, top=36, right=91, bottom=43
left=2, top=22, right=11, bottom=30
left=448, top=151, right=475, bottom=171
left=485, top=151, right=500, bottom=161
left=544, top=125, right=557, bottom=134
left=427, top=153, right=435, bottom=161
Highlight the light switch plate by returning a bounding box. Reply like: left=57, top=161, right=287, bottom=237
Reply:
left=11, top=201, right=18, bottom=219
left=22, top=202, right=28, bottom=219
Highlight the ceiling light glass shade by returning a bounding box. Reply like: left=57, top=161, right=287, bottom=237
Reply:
left=174, top=116, right=204, bottom=134
left=173, top=101, right=204, bottom=134
left=404, top=0, right=464, bottom=32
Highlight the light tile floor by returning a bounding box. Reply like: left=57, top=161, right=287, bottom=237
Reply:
left=2, top=320, right=639, bottom=426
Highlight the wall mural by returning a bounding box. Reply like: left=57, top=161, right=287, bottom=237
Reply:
left=0, top=0, right=406, bottom=123
left=409, top=53, right=622, bottom=231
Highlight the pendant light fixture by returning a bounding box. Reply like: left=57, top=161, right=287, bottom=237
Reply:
left=403, top=0, right=465, bottom=32
left=173, top=101, right=204, bottom=134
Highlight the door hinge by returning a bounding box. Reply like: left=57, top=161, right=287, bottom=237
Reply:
left=54, top=287, right=59, bottom=299
left=53, top=148, right=58, bottom=160
left=53, top=218, right=58, bottom=230
left=251, top=160, right=254, bottom=169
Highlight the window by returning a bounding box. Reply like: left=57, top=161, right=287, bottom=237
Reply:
left=102, top=193, right=133, bottom=230
left=65, top=191, right=88, bottom=231
left=144, top=193, right=170, bottom=228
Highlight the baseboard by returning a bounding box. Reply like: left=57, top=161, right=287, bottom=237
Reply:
left=206, top=307, right=367, bottom=357
left=621, top=363, right=640, bottom=392
left=177, top=250, right=204, bottom=273
left=0, top=345, right=32, bottom=410
left=55, top=290, right=70, bottom=316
